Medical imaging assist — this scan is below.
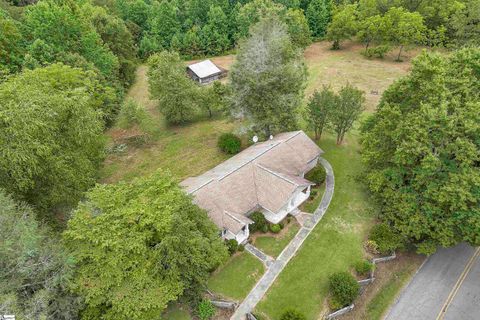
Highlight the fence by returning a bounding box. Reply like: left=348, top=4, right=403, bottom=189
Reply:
left=324, top=252, right=397, bottom=319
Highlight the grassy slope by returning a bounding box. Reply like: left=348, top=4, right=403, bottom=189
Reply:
left=255, top=131, right=375, bottom=320
left=208, top=252, right=265, bottom=301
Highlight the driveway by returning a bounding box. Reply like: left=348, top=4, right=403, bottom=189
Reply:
left=385, top=243, right=480, bottom=320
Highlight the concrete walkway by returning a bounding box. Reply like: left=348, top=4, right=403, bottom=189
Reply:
left=245, top=243, right=275, bottom=267
left=231, top=157, right=335, bottom=319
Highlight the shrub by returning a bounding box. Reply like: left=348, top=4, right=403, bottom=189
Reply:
left=364, top=239, right=379, bottom=254
left=369, top=223, right=403, bottom=254
left=354, top=260, right=374, bottom=276
left=117, top=98, right=148, bottom=129
left=238, top=244, right=245, bottom=252
left=217, top=133, right=241, bottom=154
left=309, top=189, right=318, bottom=200
left=225, top=239, right=238, bottom=255
left=198, top=300, right=215, bottom=320
left=363, top=45, right=391, bottom=59
left=305, top=165, right=326, bottom=185
left=250, top=211, right=267, bottom=233
left=280, top=309, right=306, bottom=320
left=270, top=224, right=281, bottom=233
left=328, top=272, right=360, bottom=310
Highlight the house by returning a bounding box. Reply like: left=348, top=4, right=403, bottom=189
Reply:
left=180, top=131, right=323, bottom=243
left=186, top=59, right=226, bottom=84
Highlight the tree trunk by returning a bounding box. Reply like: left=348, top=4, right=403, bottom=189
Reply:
left=332, top=40, right=340, bottom=50
left=396, top=45, right=404, bottom=62
left=314, top=127, right=319, bottom=140
left=208, top=107, right=212, bottom=118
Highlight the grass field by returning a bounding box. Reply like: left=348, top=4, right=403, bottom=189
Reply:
left=207, top=252, right=265, bottom=301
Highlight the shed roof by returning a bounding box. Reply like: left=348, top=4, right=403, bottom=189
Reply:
left=187, top=59, right=222, bottom=79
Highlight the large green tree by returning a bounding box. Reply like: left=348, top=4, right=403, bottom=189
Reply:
left=304, top=86, right=335, bottom=140
left=230, top=16, right=307, bottom=136
left=147, top=51, right=200, bottom=124
left=0, top=190, right=81, bottom=320
left=361, top=49, right=480, bottom=255
left=450, top=0, right=480, bottom=47
left=326, top=4, right=359, bottom=49
left=305, top=0, right=331, bottom=38
left=64, top=171, right=227, bottom=320
left=0, top=64, right=105, bottom=215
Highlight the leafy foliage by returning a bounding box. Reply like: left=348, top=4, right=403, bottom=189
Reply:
left=280, top=309, right=307, bottom=320
left=0, top=190, right=82, bottom=320
left=230, top=16, right=306, bottom=136
left=305, top=165, right=326, bottom=185
left=369, top=223, right=404, bottom=254
left=250, top=211, right=268, bottom=233
left=328, top=272, right=360, bottom=310
left=226, top=239, right=239, bottom=255
left=64, top=171, right=228, bottom=320
left=361, top=49, right=480, bottom=254
left=306, top=0, right=331, bottom=38
left=353, top=260, right=374, bottom=276
left=147, top=51, right=200, bottom=124
left=305, top=86, right=335, bottom=140
left=0, top=64, right=105, bottom=216
left=330, top=84, right=365, bottom=144
left=270, top=224, right=282, bottom=233
left=197, top=300, right=216, bottom=320
left=326, top=4, right=358, bottom=49
left=217, top=133, right=242, bottom=154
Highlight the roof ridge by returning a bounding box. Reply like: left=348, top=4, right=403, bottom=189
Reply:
left=255, top=163, right=297, bottom=186
left=224, top=210, right=247, bottom=225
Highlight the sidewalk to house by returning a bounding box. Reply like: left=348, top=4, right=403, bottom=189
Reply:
left=231, top=157, right=335, bottom=319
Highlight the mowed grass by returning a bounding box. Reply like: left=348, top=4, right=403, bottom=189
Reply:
left=208, top=252, right=265, bottom=301
left=304, top=41, right=411, bottom=111
left=255, top=131, right=376, bottom=320
left=254, top=222, right=301, bottom=258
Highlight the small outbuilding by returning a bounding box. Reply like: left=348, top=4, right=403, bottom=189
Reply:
left=187, top=59, right=226, bottom=84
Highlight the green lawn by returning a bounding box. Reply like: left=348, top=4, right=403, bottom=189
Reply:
left=255, top=131, right=376, bottom=320
left=253, top=222, right=301, bottom=258
left=366, top=265, right=418, bottom=320
left=208, top=252, right=265, bottom=301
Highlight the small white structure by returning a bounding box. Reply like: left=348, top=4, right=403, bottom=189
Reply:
left=186, top=59, right=226, bottom=84
left=181, top=131, right=323, bottom=244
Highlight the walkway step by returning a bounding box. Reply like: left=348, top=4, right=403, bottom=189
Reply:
left=245, top=244, right=275, bottom=266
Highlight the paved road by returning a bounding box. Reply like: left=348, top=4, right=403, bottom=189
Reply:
left=230, top=157, right=335, bottom=320
left=385, top=243, right=480, bottom=320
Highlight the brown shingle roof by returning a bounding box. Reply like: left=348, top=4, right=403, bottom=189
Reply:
left=181, top=131, right=323, bottom=232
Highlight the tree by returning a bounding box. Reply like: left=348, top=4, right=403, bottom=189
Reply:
left=326, top=4, right=359, bottom=49
left=147, top=51, right=200, bottom=124
left=146, top=0, right=180, bottom=51
left=234, top=0, right=284, bottom=41
left=357, top=14, right=386, bottom=50
left=450, top=0, right=480, bottom=47
left=305, top=0, right=331, bottom=38
left=285, top=8, right=312, bottom=48
left=383, top=7, right=426, bottom=61
left=361, top=49, right=480, bottom=255
left=0, top=64, right=105, bottom=216
left=330, top=84, right=365, bottom=144
left=0, top=13, right=24, bottom=75
left=0, top=190, right=82, bottom=320
left=304, top=86, right=335, bottom=140
left=230, top=16, right=306, bottom=136
left=201, top=5, right=231, bottom=55
left=200, top=81, right=230, bottom=118
left=64, top=171, right=227, bottom=320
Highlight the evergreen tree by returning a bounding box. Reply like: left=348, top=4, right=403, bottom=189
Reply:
left=306, top=0, right=331, bottom=38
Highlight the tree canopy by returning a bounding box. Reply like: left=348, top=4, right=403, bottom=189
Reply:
left=230, top=16, right=307, bottom=136
left=0, top=64, right=105, bottom=216
left=64, top=171, right=227, bottom=320
left=361, top=48, right=480, bottom=254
